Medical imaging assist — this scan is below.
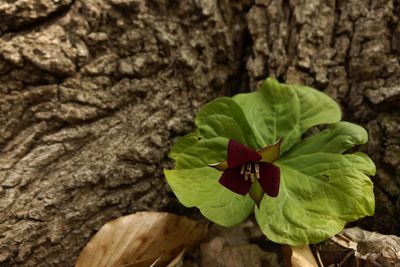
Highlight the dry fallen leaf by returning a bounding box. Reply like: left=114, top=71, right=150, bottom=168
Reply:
left=75, top=212, right=207, bottom=267
left=343, top=227, right=400, bottom=266
left=166, top=248, right=185, bottom=267
left=318, top=227, right=400, bottom=266
left=282, top=245, right=318, bottom=267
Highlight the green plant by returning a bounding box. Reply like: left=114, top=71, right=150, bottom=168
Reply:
left=164, top=78, right=375, bottom=245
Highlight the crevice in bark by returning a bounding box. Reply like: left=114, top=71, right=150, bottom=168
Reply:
left=0, top=0, right=76, bottom=35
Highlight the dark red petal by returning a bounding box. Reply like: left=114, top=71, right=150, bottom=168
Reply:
left=227, top=139, right=261, bottom=168
left=219, top=167, right=252, bottom=195
left=258, top=162, right=280, bottom=197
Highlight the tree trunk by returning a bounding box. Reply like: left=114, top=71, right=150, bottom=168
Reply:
left=0, top=0, right=399, bottom=265
left=245, top=0, right=400, bottom=235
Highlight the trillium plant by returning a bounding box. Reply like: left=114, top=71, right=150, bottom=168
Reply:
left=165, top=78, right=375, bottom=245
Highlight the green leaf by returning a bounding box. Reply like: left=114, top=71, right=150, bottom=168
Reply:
left=195, top=97, right=260, bottom=149
left=233, top=78, right=341, bottom=153
left=165, top=165, right=254, bottom=226
left=255, top=122, right=375, bottom=245
left=165, top=98, right=260, bottom=226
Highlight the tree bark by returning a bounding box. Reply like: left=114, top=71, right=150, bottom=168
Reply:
left=0, top=0, right=399, bottom=266
left=245, top=0, right=400, bottom=235
left=0, top=0, right=251, bottom=265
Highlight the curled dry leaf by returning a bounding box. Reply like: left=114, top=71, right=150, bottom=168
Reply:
left=343, top=227, right=400, bottom=266
left=282, top=245, right=318, bottom=267
left=165, top=249, right=186, bottom=267
left=318, top=227, right=400, bottom=266
left=75, top=212, right=207, bottom=267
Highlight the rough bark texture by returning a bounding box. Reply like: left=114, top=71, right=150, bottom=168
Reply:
left=0, top=0, right=399, bottom=266
left=245, top=0, right=400, bottom=235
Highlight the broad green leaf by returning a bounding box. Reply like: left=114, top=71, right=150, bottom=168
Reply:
left=165, top=166, right=254, bottom=226
left=283, top=121, right=368, bottom=156
left=165, top=98, right=259, bottom=226
left=233, top=78, right=341, bottom=153
left=170, top=133, right=226, bottom=169
left=195, top=97, right=259, bottom=149
left=255, top=122, right=375, bottom=245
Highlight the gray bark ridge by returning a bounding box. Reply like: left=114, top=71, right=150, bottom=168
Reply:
left=1, top=0, right=400, bottom=266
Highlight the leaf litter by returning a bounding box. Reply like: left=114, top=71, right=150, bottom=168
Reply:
left=76, top=213, right=400, bottom=267
left=75, top=212, right=207, bottom=267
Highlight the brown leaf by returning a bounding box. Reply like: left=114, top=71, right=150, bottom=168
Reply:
left=318, top=227, right=400, bottom=267
left=282, top=245, right=318, bottom=267
left=75, top=212, right=207, bottom=267
left=342, top=227, right=400, bottom=266
left=166, top=249, right=185, bottom=267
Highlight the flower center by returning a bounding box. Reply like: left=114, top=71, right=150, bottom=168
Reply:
left=240, top=162, right=260, bottom=182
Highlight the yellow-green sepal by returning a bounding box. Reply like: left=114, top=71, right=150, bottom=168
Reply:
left=257, top=138, right=283, bottom=162
left=249, top=180, right=264, bottom=208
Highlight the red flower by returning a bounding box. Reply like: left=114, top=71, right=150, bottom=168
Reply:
left=209, top=139, right=281, bottom=201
